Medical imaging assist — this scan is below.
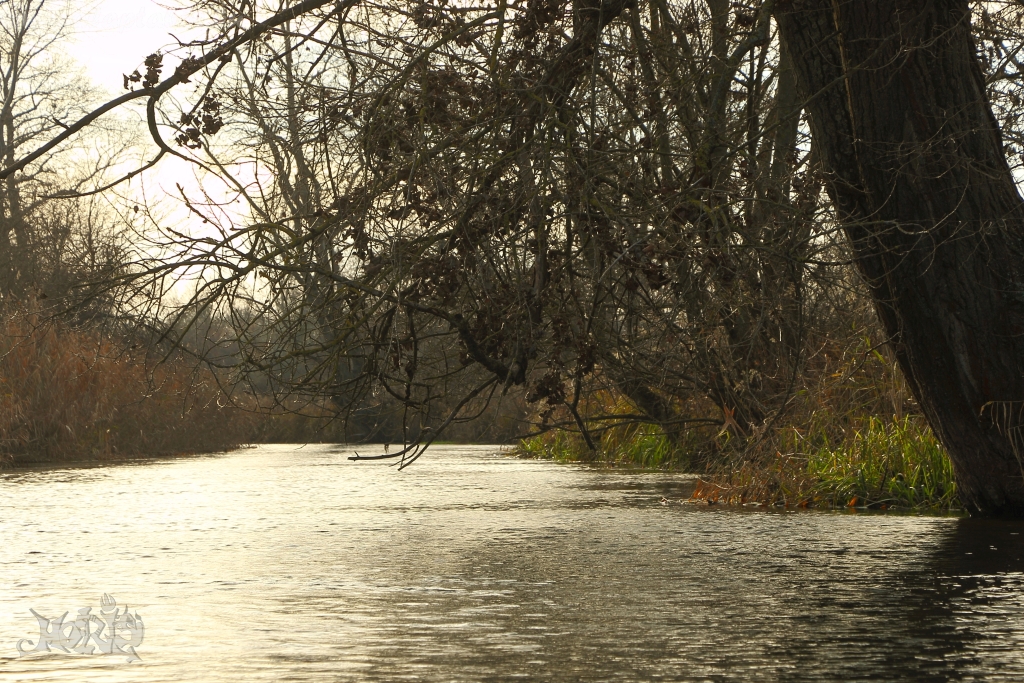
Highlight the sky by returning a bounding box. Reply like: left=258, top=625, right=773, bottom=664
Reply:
left=63, top=0, right=203, bottom=208
left=60, top=1, right=250, bottom=299
left=66, top=0, right=184, bottom=95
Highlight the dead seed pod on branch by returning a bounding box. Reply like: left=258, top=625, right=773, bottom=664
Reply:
left=176, top=93, right=224, bottom=148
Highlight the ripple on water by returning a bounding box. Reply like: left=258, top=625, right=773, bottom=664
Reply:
left=1, top=444, right=1023, bottom=682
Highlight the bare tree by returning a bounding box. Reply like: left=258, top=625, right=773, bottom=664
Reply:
left=0, top=0, right=132, bottom=306
left=88, top=0, right=852, bottom=467
left=7, top=0, right=1024, bottom=515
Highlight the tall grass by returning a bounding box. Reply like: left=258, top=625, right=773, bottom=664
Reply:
left=516, top=390, right=713, bottom=469
left=693, top=334, right=962, bottom=511
left=805, top=416, right=957, bottom=509
left=0, top=314, right=257, bottom=466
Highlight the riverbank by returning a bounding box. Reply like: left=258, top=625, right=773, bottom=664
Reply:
left=516, top=415, right=960, bottom=512
left=689, top=416, right=959, bottom=511
left=0, top=313, right=525, bottom=467
left=0, top=315, right=255, bottom=467
left=6, top=310, right=960, bottom=514
left=515, top=329, right=962, bottom=512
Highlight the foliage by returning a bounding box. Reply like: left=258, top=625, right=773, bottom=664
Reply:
left=518, top=416, right=692, bottom=470
left=806, top=416, right=956, bottom=509
left=517, top=387, right=717, bottom=469
left=690, top=417, right=957, bottom=511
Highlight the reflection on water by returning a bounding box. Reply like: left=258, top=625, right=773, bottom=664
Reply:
left=2, top=445, right=1023, bottom=681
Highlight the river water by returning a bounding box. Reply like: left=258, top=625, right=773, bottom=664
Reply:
left=1, top=444, right=1023, bottom=681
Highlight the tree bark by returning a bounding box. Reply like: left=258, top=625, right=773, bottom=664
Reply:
left=776, top=0, right=1024, bottom=515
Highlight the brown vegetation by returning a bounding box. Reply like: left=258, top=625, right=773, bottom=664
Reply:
left=520, top=306, right=959, bottom=510
left=0, top=311, right=256, bottom=466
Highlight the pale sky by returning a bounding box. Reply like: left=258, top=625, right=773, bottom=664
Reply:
left=66, top=0, right=184, bottom=95
left=58, top=0, right=249, bottom=300
left=61, top=1, right=206, bottom=214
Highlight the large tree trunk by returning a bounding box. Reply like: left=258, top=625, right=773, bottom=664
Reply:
left=776, top=0, right=1024, bottom=515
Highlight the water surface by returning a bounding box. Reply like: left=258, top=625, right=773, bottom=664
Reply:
left=2, top=444, right=1023, bottom=681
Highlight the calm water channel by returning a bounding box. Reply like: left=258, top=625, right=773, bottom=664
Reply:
left=2, top=444, right=1024, bottom=681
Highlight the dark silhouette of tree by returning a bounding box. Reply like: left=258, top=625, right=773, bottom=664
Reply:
left=6, top=0, right=1024, bottom=514
left=777, top=0, right=1024, bottom=515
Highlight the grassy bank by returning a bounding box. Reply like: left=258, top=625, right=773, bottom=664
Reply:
left=516, top=389, right=710, bottom=470
left=518, top=414, right=958, bottom=510
left=690, top=416, right=958, bottom=511
left=518, top=421, right=686, bottom=469
left=515, top=338, right=961, bottom=511
left=0, top=314, right=257, bottom=466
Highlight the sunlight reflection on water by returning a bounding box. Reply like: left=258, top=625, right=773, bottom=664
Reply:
left=2, top=444, right=1023, bottom=681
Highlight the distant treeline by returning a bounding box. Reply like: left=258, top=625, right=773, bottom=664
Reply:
left=0, top=309, right=529, bottom=467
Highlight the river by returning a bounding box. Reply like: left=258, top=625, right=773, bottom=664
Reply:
left=2, top=444, right=1023, bottom=681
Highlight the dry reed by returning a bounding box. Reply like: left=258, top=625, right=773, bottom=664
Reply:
left=0, top=313, right=256, bottom=466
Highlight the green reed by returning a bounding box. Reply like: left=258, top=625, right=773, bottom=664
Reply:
left=517, top=420, right=692, bottom=470
left=805, top=415, right=959, bottom=510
